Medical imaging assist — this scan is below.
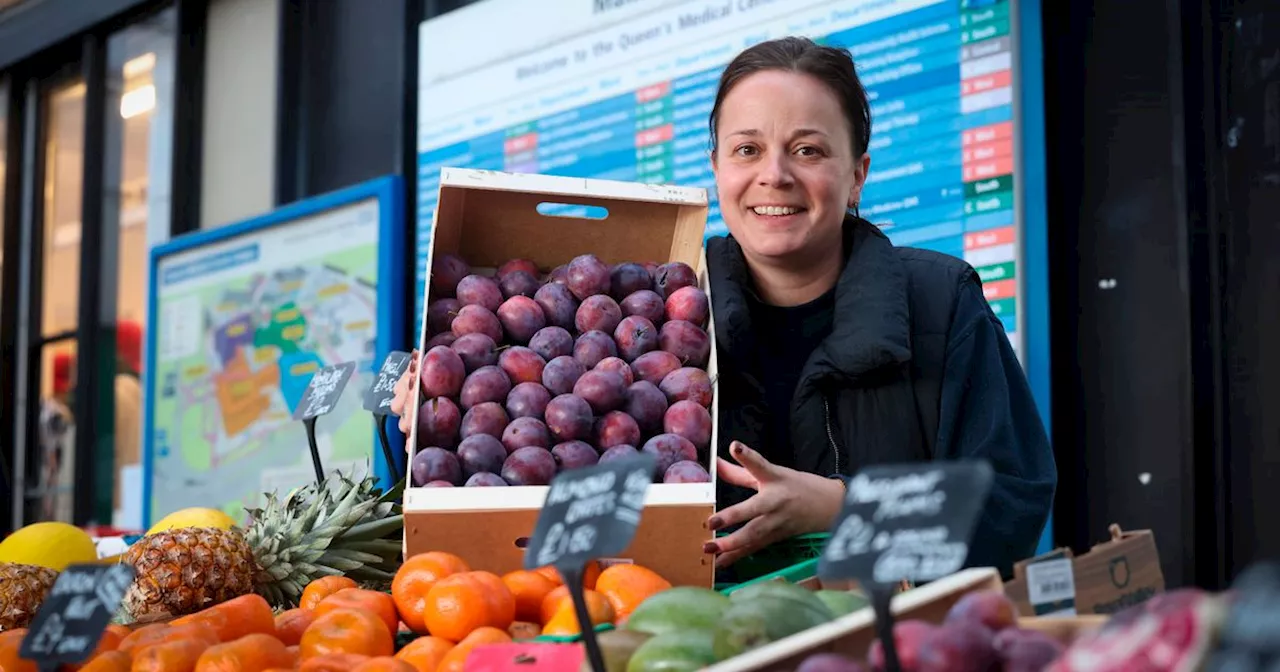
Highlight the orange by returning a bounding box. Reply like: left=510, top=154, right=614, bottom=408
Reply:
left=533, top=560, right=601, bottom=590
left=315, top=589, right=401, bottom=642
left=500, top=570, right=558, bottom=624
left=199, top=593, right=278, bottom=642
left=422, top=571, right=516, bottom=642
left=78, top=650, right=131, bottom=672
left=0, top=629, right=36, bottom=672
left=119, top=621, right=222, bottom=658
left=436, top=627, right=510, bottom=672
left=593, top=564, right=671, bottom=621
left=194, top=632, right=293, bottom=671
left=352, top=657, right=418, bottom=672
left=68, top=623, right=130, bottom=670
left=299, top=607, right=394, bottom=660
left=538, top=589, right=616, bottom=636
left=392, top=552, right=471, bottom=634
left=299, top=653, right=371, bottom=672
left=276, top=607, right=318, bottom=646
left=394, top=635, right=454, bottom=672
left=538, top=585, right=570, bottom=625
left=132, top=639, right=212, bottom=672
left=301, top=576, right=359, bottom=610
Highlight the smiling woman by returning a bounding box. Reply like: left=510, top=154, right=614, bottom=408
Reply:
left=701, top=37, right=1056, bottom=581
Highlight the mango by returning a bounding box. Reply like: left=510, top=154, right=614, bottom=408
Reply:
left=728, top=579, right=836, bottom=621
left=626, top=631, right=717, bottom=672
left=624, top=586, right=731, bottom=637
left=712, top=596, right=836, bottom=660
left=814, top=589, right=870, bottom=618
left=584, top=629, right=652, bottom=672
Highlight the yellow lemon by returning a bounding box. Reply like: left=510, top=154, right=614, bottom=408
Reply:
left=146, top=507, right=239, bottom=535
left=0, top=521, right=99, bottom=571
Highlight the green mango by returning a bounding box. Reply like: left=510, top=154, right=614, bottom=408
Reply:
left=711, top=595, right=837, bottom=660
left=728, top=579, right=836, bottom=622
left=624, top=586, right=732, bottom=637
left=813, top=589, right=871, bottom=618
left=582, top=629, right=652, bottom=672
left=626, top=631, right=718, bottom=672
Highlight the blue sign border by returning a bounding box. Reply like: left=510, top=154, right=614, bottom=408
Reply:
left=141, top=175, right=407, bottom=529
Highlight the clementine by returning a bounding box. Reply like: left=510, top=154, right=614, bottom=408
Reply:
left=315, top=588, right=401, bottom=641
left=301, top=576, right=359, bottom=610
left=275, top=607, right=318, bottom=646
left=538, top=589, right=616, bottom=636
left=435, top=627, right=511, bottom=672
left=422, top=571, right=516, bottom=642
left=298, top=652, right=371, bottom=672
left=500, top=570, right=558, bottom=624
left=77, top=650, right=130, bottom=672
left=394, top=635, right=454, bottom=672
left=299, top=607, right=395, bottom=660
left=392, top=551, right=471, bottom=634
left=352, top=656, right=419, bottom=672
left=593, top=564, right=671, bottom=621
left=194, top=632, right=293, bottom=672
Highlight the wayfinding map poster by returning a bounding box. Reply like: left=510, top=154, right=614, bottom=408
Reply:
left=143, top=177, right=406, bottom=527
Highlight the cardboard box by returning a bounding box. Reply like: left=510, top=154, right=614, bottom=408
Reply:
left=404, top=168, right=718, bottom=588
left=1003, top=524, right=1165, bottom=617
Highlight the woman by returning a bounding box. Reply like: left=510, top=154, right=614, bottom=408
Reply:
left=393, top=37, right=1056, bottom=579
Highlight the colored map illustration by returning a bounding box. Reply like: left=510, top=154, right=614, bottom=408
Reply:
left=150, top=249, right=379, bottom=523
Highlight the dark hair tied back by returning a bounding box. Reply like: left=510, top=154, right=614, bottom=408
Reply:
left=709, top=36, right=872, bottom=159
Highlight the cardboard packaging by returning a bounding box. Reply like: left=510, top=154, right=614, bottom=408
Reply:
left=404, top=168, right=718, bottom=588
left=1003, top=524, right=1165, bottom=617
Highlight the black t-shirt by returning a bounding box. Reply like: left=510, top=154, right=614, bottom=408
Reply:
left=745, top=284, right=837, bottom=467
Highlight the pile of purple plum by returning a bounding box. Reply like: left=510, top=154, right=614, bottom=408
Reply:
left=410, top=252, right=716, bottom=489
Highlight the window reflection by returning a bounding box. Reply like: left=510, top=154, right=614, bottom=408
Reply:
left=1, top=80, right=7, bottom=305
left=41, top=80, right=85, bottom=342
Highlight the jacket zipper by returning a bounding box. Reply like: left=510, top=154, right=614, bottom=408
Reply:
left=823, top=396, right=841, bottom=475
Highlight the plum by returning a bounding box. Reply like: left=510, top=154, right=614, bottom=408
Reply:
left=663, top=400, right=712, bottom=452
left=659, top=319, right=711, bottom=368
left=451, top=304, right=503, bottom=343
left=457, top=434, right=508, bottom=477
left=501, top=416, right=551, bottom=454
left=868, top=620, right=937, bottom=672
left=620, top=289, right=667, bottom=326
left=460, top=401, right=509, bottom=440
left=598, top=444, right=640, bottom=463
left=595, top=411, right=641, bottom=449
left=545, top=264, right=569, bottom=286
left=566, top=253, right=611, bottom=300
left=653, top=261, right=697, bottom=298
left=614, top=315, right=658, bottom=362
left=456, top=274, right=503, bottom=312
left=574, top=330, right=618, bottom=369
left=460, top=365, right=512, bottom=410
left=594, top=357, right=635, bottom=386
left=663, top=460, right=711, bottom=483
left=576, top=295, right=623, bottom=334
left=915, top=623, right=997, bottom=672
left=665, top=286, right=710, bottom=328
left=427, top=298, right=462, bottom=335
left=796, top=653, right=867, bottom=672
left=501, top=446, right=557, bottom=486
left=421, top=346, right=466, bottom=398
left=992, top=628, right=1064, bottom=672
left=552, top=440, right=600, bottom=472
left=417, top=397, right=461, bottom=448
left=497, top=295, right=547, bottom=344
left=544, top=393, right=594, bottom=443
left=631, top=350, right=682, bottom=386
left=497, top=258, right=540, bottom=281
left=534, top=282, right=579, bottom=330
left=423, top=480, right=454, bottom=487
left=625, top=381, right=669, bottom=435
left=945, top=590, right=1018, bottom=633
left=465, top=472, right=509, bottom=487
left=542, top=355, right=587, bottom=397
left=411, top=446, right=461, bottom=486
left=573, top=370, right=628, bottom=415
left=499, top=270, right=540, bottom=299
left=659, top=367, right=714, bottom=407
left=426, top=332, right=456, bottom=349
left=640, top=433, right=697, bottom=475
left=430, top=253, right=471, bottom=298
left=610, top=262, right=653, bottom=300
left=529, top=326, right=574, bottom=362
left=498, top=346, right=547, bottom=386
left=506, top=381, right=551, bottom=420
left=451, top=332, right=499, bottom=372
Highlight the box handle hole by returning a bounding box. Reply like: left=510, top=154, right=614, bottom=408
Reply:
left=535, top=202, right=609, bottom=220
left=514, top=536, right=530, bottom=548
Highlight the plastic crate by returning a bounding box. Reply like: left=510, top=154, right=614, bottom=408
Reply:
left=719, top=557, right=821, bottom=596
left=712, top=532, right=829, bottom=591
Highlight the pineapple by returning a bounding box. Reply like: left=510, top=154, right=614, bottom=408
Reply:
left=119, top=471, right=404, bottom=623
left=0, top=562, right=58, bottom=631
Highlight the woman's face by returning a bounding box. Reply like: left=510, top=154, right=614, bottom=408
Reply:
left=711, top=69, right=869, bottom=265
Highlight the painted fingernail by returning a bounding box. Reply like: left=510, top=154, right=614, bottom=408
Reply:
left=702, top=542, right=718, bottom=554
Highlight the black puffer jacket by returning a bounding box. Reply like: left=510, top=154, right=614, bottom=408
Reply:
left=705, top=216, right=1057, bottom=577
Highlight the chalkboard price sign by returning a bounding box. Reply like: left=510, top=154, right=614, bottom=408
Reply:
left=523, top=453, right=657, bottom=672
left=19, top=564, right=136, bottom=670
left=365, top=351, right=412, bottom=483
left=293, top=361, right=358, bottom=421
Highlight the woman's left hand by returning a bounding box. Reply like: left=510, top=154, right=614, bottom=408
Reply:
left=704, top=441, right=846, bottom=567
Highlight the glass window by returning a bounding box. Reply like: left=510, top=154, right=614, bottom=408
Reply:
left=1, top=80, right=7, bottom=303
left=41, top=79, right=85, bottom=342
left=103, top=8, right=177, bottom=526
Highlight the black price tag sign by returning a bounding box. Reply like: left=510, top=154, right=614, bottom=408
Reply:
left=292, top=361, right=358, bottom=421
left=817, top=459, right=993, bottom=672
left=1203, top=561, right=1280, bottom=671
left=20, top=564, right=135, bottom=669
left=523, top=453, right=657, bottom=672
left=364, top=350, right=411, bottom=415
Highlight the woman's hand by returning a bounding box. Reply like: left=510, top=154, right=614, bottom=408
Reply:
left=388, top=349, right=420, bottom=441
left=704, top=441, right=846, bottom=568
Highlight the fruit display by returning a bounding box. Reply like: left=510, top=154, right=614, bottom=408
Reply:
left=0, top=521, right=101, bottom=631
left=413, top=252, right=715, bottom=488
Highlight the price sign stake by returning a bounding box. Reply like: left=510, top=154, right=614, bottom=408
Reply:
left=292, top=361, right=358, bottom=485
left=19, top=564, right=136, bottom=672
left=522, top=453, right=657, bottom=672
left=817, top=459, right=994, bottom=672
left=363, top=350, right=412, bottom=482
